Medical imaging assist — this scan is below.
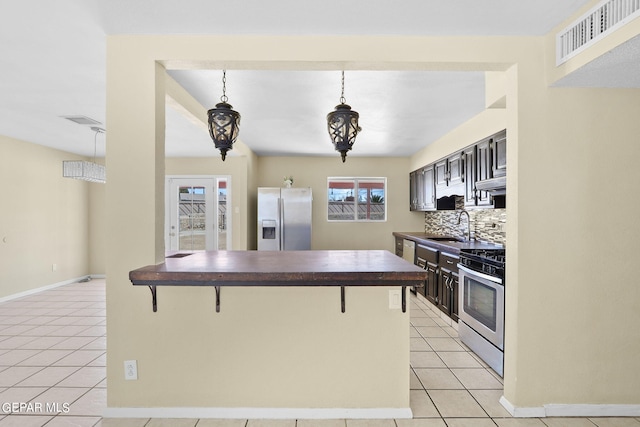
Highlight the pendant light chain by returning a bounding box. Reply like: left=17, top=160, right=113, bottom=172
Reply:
left=221, top=70, right=228, bottom=103
left=340, top=70, right=346, bottom=104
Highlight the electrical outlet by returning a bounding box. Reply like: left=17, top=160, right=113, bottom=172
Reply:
left=389, top=290, right=401, bottom=310
left=124, top=360, right=138, bottom=380
left=52, top=264, right=57, bottom=272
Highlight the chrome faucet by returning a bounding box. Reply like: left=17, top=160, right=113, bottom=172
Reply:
left=457, top=210, right=472, bottom=242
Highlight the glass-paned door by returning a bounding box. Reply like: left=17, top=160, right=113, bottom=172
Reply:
left=166, top=176, right=232, bottom=252
left=216, top=177, right=228, bottom=250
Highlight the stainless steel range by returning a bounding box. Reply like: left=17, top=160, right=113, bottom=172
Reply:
left=457, top=248, right=506, bottom=377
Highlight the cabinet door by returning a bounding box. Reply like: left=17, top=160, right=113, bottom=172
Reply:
left=492, top=130, right=507, bottom=178
left=416, top=168, right=426, bottom=210
left=422, top=165, right=436, bottom=210
left=409, top=171, right=418, bottom=210
left=463, top=146, right=476, bottom=207
left=434, top=160, right=448, bottom=189
left=438, top=270, right=452, bottom=316
left=450, top=272, right=459, bottom=322
left=448, top=152, right=464, bottom=186
left=425, top=262, right=438, bottom=305
left=476, top=139, right=493, bottom=207
left=438, top=252, right=459, bottom=318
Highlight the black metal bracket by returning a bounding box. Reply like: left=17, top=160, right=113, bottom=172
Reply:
left=148, top=285, right=157, bottom=312
left=144, top=283, right=408, bottom=314
left=402, top=286, right=407, bottom=313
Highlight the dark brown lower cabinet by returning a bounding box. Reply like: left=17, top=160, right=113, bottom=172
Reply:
left=416, top=244, right=438, bottom=301
left=395, top=236, right=461, bottom=322
left=438, top=252, right=460, bottom=321
left=425, top=261, right=439, bottom=305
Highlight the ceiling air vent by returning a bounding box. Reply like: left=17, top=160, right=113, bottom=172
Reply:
left=61, top=115, right=102, bottom=126
left=556, top=0, right=640, bottom=65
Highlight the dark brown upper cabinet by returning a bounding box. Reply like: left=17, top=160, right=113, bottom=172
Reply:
left=410, top=128, right=506, bottom=211
left=475, top=138, right=493, bottom=207
left=492, top=129, right=507, bottom=178
left=410, top=165, right=436, bottom=211
left=435, top=152, right=464, bottom=198
left=463, top=145, right=476, bottom=208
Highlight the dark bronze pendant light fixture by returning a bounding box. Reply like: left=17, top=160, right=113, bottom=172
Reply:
left=327, top=71, right=361, bottom=162
left=207, top=70, right=241, bottom=161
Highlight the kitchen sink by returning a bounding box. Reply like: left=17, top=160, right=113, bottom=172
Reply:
left=429, top=236, right=463, bottom=242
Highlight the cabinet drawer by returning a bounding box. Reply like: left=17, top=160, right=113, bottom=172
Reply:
left=416, top=244, right=438, bottom=264
left=439, top=252, right=459, bottom=271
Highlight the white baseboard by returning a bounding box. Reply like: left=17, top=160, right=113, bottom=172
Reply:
left=103, top=407, right=413, bottom=420
left=499, top=396, right=546, bottom=417
left=500, top=395, right=640, bottom=418
left=545, top=404, right=640, bottom=417
left=0, top=275, right=92, bottom=303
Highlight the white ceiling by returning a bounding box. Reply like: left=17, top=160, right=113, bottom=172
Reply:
left=2, top=0, right=636, bottom=160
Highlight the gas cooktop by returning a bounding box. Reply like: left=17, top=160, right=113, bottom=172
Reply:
left=459, top=248, right=506, bottom=280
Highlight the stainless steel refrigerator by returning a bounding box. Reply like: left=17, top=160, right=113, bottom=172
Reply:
left=257, top=187, right=312, bottom=250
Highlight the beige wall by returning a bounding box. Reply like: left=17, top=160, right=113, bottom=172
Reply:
left=410, top=108, right=507, bottom=172
left=506, top=83, right=640, bottom=407
left=0, top=135, right=92, bottom=298
left=257, top=156, right=424, bottom=252
left=89, top=166, right=106, bottom=275
left=104, top=31, right=640, bottom=414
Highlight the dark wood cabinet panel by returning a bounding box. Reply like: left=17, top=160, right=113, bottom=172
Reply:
left=410, top=166, right=436, bottom=211
left=438, top=252, right=459, bottom=319
left=417, top=244, right=439, bottom=303
left=409, top=170, right=418, bottom=211
left=492, top=130, right=507, bottom=178
left=435, top=159, right=448, bottom=189
left=448, top=152, right=464, bottom=186
left=463, top=146, right=476, bottom=207
left=425, top=261, right=439, bottom=305
left=476, top=139, right=493, bottom=207
left=435, top=154, right=464, bottom=198
left=450, top=271, right=459, bottom=322
left=422, top=165, right=436, bottom=211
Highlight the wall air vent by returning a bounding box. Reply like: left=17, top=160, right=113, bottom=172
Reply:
left=556, top=0, right=640, bottom=65
left=61, top=115, right=102, bottom=126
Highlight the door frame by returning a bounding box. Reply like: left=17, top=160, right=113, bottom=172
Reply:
left=165, top=175, right=232, bottom=252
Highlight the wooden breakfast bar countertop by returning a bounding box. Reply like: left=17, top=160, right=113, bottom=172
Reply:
left=129, top=250, right=427, bottom=313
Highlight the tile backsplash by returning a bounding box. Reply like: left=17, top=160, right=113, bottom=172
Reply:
left=424, top=197, right=506, bottom=246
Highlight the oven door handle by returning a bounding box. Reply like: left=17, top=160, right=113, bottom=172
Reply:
left=457, top=264, right=503, bottom=285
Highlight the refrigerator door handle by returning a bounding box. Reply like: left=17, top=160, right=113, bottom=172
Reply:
left=278, top=197, right=284, bottom=250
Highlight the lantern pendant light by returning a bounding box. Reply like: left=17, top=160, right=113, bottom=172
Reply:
left=327, top=71, right=361, bottom=162
left=207, top=70, right=241, bottom=161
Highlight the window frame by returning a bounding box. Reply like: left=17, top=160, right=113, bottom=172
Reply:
left=327, top=177, right=387, bottom=222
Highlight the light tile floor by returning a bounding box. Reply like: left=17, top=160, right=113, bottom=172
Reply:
left=1, top=280, right=639, bottom=426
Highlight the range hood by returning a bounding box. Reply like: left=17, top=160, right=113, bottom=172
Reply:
left=475, top=176, right=506, bottom=196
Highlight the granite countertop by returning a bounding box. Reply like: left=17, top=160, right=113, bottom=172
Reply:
left=130, top=249, right=427, bottom=287
left=392, top=231, right=504, bottom=253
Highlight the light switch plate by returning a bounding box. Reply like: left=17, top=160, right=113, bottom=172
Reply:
left=389, top=290, right=401, bottom=310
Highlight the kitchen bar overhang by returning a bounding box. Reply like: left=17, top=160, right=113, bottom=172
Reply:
left=129, top=249, right=427, bottom=313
